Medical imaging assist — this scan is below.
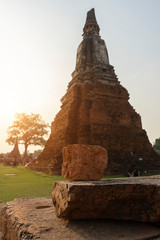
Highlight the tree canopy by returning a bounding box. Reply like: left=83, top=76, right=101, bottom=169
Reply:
left=6, top=113, right=49, bottom=156
left=153, top=138, right=160, bottom=155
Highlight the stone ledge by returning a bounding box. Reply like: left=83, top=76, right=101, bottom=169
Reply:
left=2, top=197, right=160, bottom=240
left=52, top=176, right=160, bottom=223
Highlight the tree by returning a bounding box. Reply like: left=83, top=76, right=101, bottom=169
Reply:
left=6, top=113, right=49, bottom=156
left=153, top=138, right=160, bottom=155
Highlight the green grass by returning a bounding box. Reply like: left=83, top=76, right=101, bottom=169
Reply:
left=0, top=164, right=64, bottom=203
left=0, top=164, right=125, bottom=203
left=0, top=163, right=154, bottom=203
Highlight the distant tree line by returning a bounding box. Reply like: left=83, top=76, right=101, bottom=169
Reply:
left=153, top=138, right=160, bottom=155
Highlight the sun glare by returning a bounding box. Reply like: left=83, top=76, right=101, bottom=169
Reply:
left=0, top=86, right=20, bottom=117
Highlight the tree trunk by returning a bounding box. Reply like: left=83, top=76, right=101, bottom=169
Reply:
left=24, top=142, right=28, bottom=157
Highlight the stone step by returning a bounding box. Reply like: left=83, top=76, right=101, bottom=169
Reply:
left=52, top=176, right=160, bottom=223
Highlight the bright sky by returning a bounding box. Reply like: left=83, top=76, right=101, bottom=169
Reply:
left=0, top=0, right=160, bottom=154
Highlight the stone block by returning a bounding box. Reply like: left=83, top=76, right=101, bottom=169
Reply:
left=61, top=144, right=108, bottom=180
left=52, top=176, right=160, bottom=223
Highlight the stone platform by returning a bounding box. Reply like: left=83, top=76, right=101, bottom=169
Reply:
left=2, top=197, right=160, bottom=240
left=52, top=176, right=160, bottom=223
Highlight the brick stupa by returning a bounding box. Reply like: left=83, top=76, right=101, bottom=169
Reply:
left=29, top=9, right=160, bottom=175
left=8, top=141, right=21, bottom=159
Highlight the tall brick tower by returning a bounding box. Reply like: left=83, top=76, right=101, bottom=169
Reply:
left=29, top=9, right=160, bottom=174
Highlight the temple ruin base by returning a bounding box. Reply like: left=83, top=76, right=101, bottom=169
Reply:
left=2, top=197, right=160, bottom=240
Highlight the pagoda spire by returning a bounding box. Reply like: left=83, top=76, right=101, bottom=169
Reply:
left=29, top=8, right=160, bottom=176
left=8, top=140, right=21, bottom=158
left=83, top=8, right=100, bottom=37
left=74, top=8, right=109, bottom=72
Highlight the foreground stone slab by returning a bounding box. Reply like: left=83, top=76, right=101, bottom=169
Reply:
left=62, top=144, right=108, bottom=180
left=52, top=176, right=160, bottom=224
left=2, top=197, right=160, bottom=240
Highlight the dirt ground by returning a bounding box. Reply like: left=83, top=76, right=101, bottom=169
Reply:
left=1, top=197, right=160, bottom=240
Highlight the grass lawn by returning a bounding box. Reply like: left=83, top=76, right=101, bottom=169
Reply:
left=0, top=164, right=64, bottom=203
left=1, top=163, right=151, bottom=203
left=0, top=163, right=125, bottom=203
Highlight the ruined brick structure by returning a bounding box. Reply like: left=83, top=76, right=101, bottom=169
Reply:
left=8, top=141, right=21, bottom=159
left=29, top=8, right=160, bottom=174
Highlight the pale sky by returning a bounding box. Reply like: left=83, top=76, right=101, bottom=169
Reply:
left=0, top=0, right=160, bottom=154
